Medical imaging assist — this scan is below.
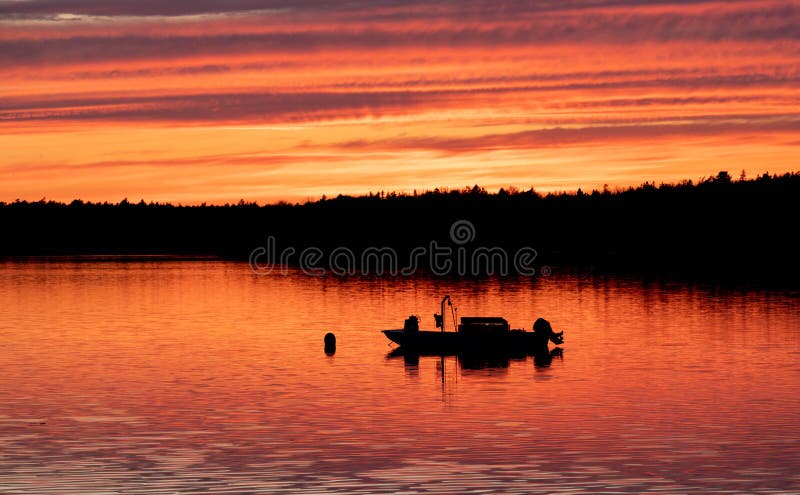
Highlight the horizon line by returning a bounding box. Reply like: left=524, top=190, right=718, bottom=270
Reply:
left=3, top=170, right=796, bottom=208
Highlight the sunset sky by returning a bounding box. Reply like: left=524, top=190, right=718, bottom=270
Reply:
left=1, top=0, right=799, bottom=204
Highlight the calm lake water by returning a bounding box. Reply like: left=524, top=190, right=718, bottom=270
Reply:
left=1, top=261, right=799, bottom=494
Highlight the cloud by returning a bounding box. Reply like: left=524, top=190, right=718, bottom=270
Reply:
left=0, top=0, right=291, bottom=17
left=0, top=0, right=792, bottom=18
left=334, top=115, right=800, bottom=154
left=3, top=69, right=799, bottom=124
left=1, top=1, right=798, bottom=68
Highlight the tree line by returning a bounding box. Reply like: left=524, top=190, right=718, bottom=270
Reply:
left=2, top=171, right=798, bottom=283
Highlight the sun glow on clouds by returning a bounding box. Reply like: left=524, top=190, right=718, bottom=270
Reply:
left=1, top=0, right=799, bottom=203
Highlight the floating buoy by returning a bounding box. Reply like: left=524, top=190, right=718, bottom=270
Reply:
left=324, top=332, right=336, bottom=354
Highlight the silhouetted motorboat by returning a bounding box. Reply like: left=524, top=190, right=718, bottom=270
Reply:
left=382, top=295, right=564, bottom=353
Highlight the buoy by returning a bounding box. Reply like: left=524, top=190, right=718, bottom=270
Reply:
left=324, top=332, right=336, bottom=354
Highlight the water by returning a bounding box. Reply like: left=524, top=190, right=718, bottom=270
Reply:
left=1, top=260, right=799, bottom=494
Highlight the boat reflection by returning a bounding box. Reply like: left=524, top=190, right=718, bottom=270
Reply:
left=386, top=346, right=563, bottom=371
left=533, top=347, right=563, bottom=368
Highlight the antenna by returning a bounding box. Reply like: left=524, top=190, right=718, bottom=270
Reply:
left=440, top=295, right=451, bottom=333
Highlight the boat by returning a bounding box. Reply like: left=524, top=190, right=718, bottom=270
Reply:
left=382, top=295, right=564, bottom=353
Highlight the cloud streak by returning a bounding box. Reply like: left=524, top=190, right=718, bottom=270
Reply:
left=3, top=73, right=798, bottom=124
left=3, top=6, right=799, bottom=68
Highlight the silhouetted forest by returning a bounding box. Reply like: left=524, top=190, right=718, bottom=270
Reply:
left=2, top=171, right=798, bottom=283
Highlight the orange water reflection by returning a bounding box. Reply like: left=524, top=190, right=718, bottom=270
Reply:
left=0, top=261, right=798, bottom=493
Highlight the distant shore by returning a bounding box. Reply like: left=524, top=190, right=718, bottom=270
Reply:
left=2, top=171, right=798, bottom=284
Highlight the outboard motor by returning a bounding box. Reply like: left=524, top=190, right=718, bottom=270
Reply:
left=533, top=318, right=564, bottom=345
left=404, top=315, right=419, bottom=332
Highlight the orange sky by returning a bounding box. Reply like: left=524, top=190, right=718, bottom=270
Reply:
left=1, top=0, right=799, bottom=203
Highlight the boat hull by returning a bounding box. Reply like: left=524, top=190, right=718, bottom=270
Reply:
left=382, top=329, right=552, bottom=353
